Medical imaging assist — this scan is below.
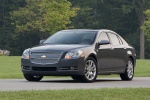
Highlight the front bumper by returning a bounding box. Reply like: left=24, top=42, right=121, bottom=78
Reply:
left=21, top=57, right=85, bottom=76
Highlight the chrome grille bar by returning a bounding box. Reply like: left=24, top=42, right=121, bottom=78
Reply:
left=30, top=51, right=63, bottom=64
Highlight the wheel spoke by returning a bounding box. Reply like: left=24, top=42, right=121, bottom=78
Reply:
left=127, top=60, right=133, bottom=78
left=90, top=61, right=93, bottom=67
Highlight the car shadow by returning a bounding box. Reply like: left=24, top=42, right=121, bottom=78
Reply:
left=32, top=78, right=122, bottom=83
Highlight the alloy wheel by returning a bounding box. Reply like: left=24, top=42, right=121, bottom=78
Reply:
left=127, top=60, right=134, bottom=79
left=84, top=60, right=97, bottom=81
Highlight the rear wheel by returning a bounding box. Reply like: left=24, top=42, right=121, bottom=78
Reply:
left=24, top=74, right=43, bottom=81
left=120, top=58, right=134, bottom=81
left=80, top=57, right=97, bottom=83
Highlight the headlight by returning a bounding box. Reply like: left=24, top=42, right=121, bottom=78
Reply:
left=22, top=49, right=30, bottom=59
left=65, top=50, right=83, bottom=59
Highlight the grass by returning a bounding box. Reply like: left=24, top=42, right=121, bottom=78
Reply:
left=0, top=56, right=150, bottom=79
left=0, top=88, right=150, bottom=100
left=0, top=56, right=23, bottom=79
left=135, top=60, right=150, bottom=77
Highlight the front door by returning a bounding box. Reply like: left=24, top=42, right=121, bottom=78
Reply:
left=97, top=32, right=114, bottom=73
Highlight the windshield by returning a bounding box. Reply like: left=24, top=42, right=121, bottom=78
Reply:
left=43, top=30, right=98, bottom=45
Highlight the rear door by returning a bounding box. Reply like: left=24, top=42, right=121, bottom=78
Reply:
left=107, top=32, right=127, bottom=72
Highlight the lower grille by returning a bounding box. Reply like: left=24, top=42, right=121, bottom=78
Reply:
left=59, top=66, right=78, bottom=70
left=31, top=59, right=58, bottom=64
left=32, top=67, right=57, bottom=71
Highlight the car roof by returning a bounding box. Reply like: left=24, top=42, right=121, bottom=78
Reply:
left=61, top=29, right=117, bottom=33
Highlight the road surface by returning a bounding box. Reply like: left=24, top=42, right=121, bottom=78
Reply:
left=0, top=77, right=149, bottom=91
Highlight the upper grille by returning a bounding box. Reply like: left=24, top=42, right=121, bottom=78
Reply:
left=30, top=51, right=63, bottom=64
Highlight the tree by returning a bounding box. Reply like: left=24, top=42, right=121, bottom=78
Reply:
left=143, top=10, right=150, bottom=40
left=10, top=0, right=78, bottom=55
left=132, top=0, right=150, bottom=59
left=0, top=0, right=26, bottom=50
left=70, top=0, right=138, bottom=33
left=142, top=10, right=150, bottom=59
left=11, top=0, right=77, bottom=36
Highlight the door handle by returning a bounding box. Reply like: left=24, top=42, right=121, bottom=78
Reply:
left=124, top=47, right=126, bottom=49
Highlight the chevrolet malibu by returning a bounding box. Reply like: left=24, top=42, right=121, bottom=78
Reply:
left=21, top=29, right=136, bottom=82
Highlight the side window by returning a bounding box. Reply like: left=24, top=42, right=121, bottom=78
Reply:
left=108, top=33, right=120, bottom=45
left=98, top=32, right=110, bottom=44
left=117, top=36, right=123, bottom=45
left=120, top=36, right=128, bottom=45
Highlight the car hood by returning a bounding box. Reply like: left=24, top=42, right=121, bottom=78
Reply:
left=30, top=44, right=90, bottom=52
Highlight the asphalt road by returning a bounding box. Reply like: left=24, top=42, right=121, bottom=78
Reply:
left=0, top=77, right=150, bottom=91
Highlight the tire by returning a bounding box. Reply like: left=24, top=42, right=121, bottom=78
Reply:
left=80, top=57, right=97, bottom=83
left=23, top=74, right=43, bottom=81
left=120, top=58, right=134, bottom=81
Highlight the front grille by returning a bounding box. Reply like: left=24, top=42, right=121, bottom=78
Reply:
left=32, top=67, right=57, bottom=71
left=30, top=51, right=63, bottom=64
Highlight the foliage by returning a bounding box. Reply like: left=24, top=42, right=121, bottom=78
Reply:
left=142, top=9, right=150, bottom=58
left=70, top=0, right=138, bottom=33
left=0, top=0, right=26, bottom=50
left=11, top=0, right=77, bottom=35
left=143, top=10, right=150, bottom=40
left=8, top=0, right=78, bottom=55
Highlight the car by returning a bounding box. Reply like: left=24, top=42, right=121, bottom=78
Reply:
left=21, top=29, right=136, bottom=82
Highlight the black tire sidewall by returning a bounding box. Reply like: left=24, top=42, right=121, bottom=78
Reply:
left=24, top=74, right=43, bottom=81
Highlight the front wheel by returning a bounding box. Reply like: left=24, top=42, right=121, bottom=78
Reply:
left=23, top=74, right=43, bottom=81
left=80, top=57, right=97, bottom=83
left=120, top=58, right=134, bottom=81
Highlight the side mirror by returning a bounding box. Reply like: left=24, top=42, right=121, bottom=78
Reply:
left=39, top=39, right=45, bottom=44
left=99, top=40, right=110, bottom=45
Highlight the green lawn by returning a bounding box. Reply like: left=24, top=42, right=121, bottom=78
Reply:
left=135, top=60, right=150, bottom=77
left=0, top=56, right=23, bottom=79
left=0, top=56, right=150, bottom=79
left=0, top=88, right=150, bottom=100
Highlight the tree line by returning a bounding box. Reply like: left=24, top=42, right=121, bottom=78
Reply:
left=0, top=0, right=150, bottom=59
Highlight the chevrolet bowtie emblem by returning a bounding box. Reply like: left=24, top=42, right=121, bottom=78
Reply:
left=41, top=55, right=46, bottom=58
